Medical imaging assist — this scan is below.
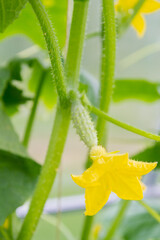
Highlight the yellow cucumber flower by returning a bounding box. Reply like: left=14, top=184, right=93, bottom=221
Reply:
left=71, top=146, right=157, bottom=216
left=115, top=0, right=160, bottom=36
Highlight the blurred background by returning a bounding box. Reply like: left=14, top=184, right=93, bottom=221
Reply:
left=1, top=0, right=160, bottom=239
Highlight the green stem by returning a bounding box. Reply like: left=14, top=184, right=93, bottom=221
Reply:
left=17, top=0, right=90, bottom=239
left=103, top=201, right=130, bottom=240
left=29, top=0, right=67, bottom=106
left=8, top=215, right=13, bottom=240
left=96, top=0, right=116, bottom=144
left=65, top=0, right=89, bottom=89
left=126, top=0, right=146, bottom=26
left=0, top=227, right=11, bottom=240
left=86, top=0, right=147, bottom=40
left=22, top=71, right=46, bottom=148
left=81, top=215, right=94, bottom=240
left=90, top=105, right=160, bottom=142
left=119, top=0, right=146, bottom=36
left=16, top=1, right=71, bottom=239
left=17, top=104, right=70, bottom=240
left=42, top=215, right=75, bottom=240
left=85, top=31, right=101, bottom=40
left=139, top=200, right=160, bottom=222
left=81, top=0, right=116, bottom=239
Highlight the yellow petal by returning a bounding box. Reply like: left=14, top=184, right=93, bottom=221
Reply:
left=132, top=14, right=146, bottom=36
left=106, top=153, right=129, bottom=170
left=71, top=158, right=107, bottom=188
left=85, top=178, right=111, bottom=216
left=138, top=176, right=147, bottom=191
left=140, top=180, right=146, bottom=191
left=125, top=160, right=157, bottom=176
left=110, top=173, right=143, bottom=200
left=141, top=0, right=160, bottom=13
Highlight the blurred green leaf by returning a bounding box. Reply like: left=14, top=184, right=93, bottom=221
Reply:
left=79, top=72, right=160, bottom=104
left=28, top=59, right=57, bottom=109
left=0, top=58, right=33, bottom=115
left=122, top=206, right=160, bottom=240
left=8, top=57, right=57, bottom=109
left=8, top=58, right=23, bottom=81
left=133, top=143, right=160, bottom=169
left=40, top=70, right=57, bottom=109
left=0, top=68, right=10, bottom=98
left=0, top=105, right=27, bottom=157
left=113, top=79, right=160, bottom=103
left=1, top=57, right=57, bottom=112
left=3, top=83, right=31, bottom=108
left=0, top=150, right=40, bottom=225
left=0, top=0, right=27, bottom=33
left=101, top=201, right=160, bottom=240
left=0, top=105, right=40, bottom=224
left=0, top=1, right=67, bottom=48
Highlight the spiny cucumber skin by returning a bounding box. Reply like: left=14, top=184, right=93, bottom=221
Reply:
left=71, top=101, right=98, bottom=148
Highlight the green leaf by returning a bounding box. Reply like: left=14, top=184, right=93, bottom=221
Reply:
left=1, top=57, right=57, bottom=112
left=0, top=105, right=40, bottom=224
left=0, top=68, right=10, bottom=98
left=79, top=73, right=160, bottom=104
left=40, top=70, right=57, bottom=109
left=0, top=105, right=28, bottom=158
left=133, top=142, right=160, bottom=169
left=0, top=0, right=27, bottom=32
left=0, top=58, right=33, bottom=115
left=3, top=83, right=32, bottom=108
left=0, top=150, right=40, bottom=225
left=8, top=58, right=23, bottom=81
left=100, top=201, right=160, bottom=240
left=28, top=59, right=57, bottom=109
left=121, top=202, right=160, bottom=240
left=113, top=79, right=160, bottom=103
left=79, top=72, right=160, bottom=104
left=0, top=1, right=68, bottom=48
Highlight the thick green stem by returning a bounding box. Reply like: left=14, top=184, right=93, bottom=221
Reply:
left=22, top=71, right=46, bottom=148
left=29, top=0, right=67, bottom=106
left=16, top=0, right=71, bottom=239
left=96, top=0, right=116, bottom=144
left=81, top=215, right=94, bottom=240
left=81, top=0, right=116, bottom=239
left=103, top=201, right=130, bottom=240
left=17, top=104, right=70, bottom=240
left=86, top=0, right=147, bottom=40
left=65, top=0, right=89, bottom=89
left=17, top=0, right=90, bottom=239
